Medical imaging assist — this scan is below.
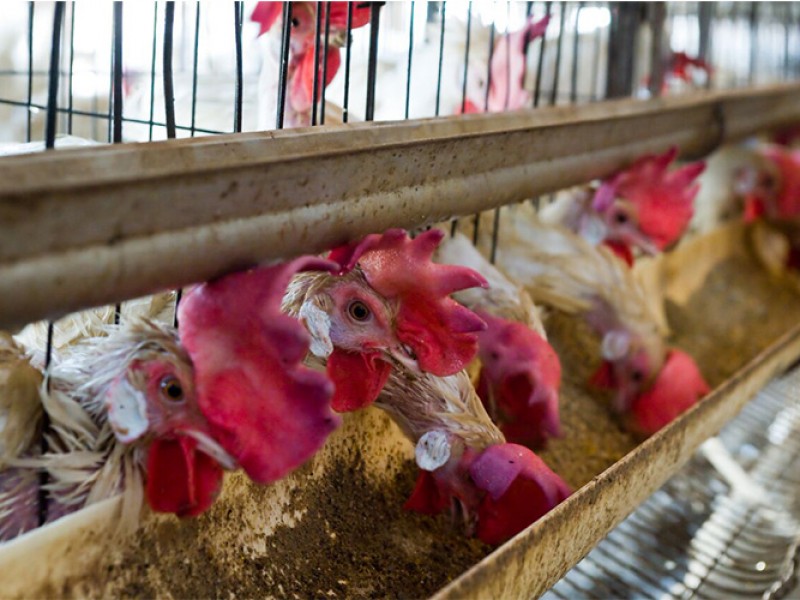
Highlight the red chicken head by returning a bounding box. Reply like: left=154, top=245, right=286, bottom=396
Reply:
left=470, top=443, right=571, bottom=545
left=629, top=348, right=710, bottom=436
left=475, top=312, right=562, bottom=449
left=592, top=147, right=705, bottom=255
left=735, top=145, right=800, bottom=222
left=102, top=326, right=235, bottom=518
left=322, top=228, right=488, bottom=411
left=589, top=328, right=666, bottom=414
left=406, top=440, right=570, bottom=546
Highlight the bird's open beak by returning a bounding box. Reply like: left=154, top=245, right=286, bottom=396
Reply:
left=180, top=429, right=238, bottom=471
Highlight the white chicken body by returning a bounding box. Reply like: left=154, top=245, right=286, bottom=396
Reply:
left=433, top=232, right=546, bottom=337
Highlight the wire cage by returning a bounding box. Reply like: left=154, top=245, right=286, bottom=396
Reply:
left=2, top=1, right=800, bottom=598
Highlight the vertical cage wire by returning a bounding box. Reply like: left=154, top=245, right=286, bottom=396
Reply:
left=276, top=2, right=292, bottom=129
left=319, top=4, right=331, bottom=125
left=112, top=1, right=123, bottom=324
left=310, top=1, right=323, bottom=126
left=189, top=4, right=200, bottom=137
left=39, top=0, right=66, bottom=528
left=364, top=3, right=382, bottom=122
left=234, top=1, right=244, bottom=133
left=434, top=1, right=446, bottom=117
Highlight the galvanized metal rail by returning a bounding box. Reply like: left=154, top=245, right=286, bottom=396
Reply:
left=542, top=365, right=800, bottom=600
left=1, top=84, right=800, bottom=330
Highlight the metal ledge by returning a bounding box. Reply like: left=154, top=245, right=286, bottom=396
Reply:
left=433, top=322, right=800, bottom=600
left=1, top=83, right=800, bottom=329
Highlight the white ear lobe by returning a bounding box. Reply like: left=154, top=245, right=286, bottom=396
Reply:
left=105, top=377, right=148, bottom=444
left=579, top=214, right=609, bottom=246
left=415, top=430, right=451, bottom=472
left=601, top=330, right=630, bottom=361
left=299, top=300, right=333, bottom=358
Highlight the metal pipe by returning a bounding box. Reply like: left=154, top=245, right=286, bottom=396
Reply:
left=310, top=2, right=322, bottom=126
left=276, top=2, right=292, bottom=129
left=234, top=1, right=243, bottom=133
left=320, top=3, right=332, bottom=125
left=1, top=85, right=800, bottom=329
left=364, top=2, right=382, bottom=121
left=163, top=1, right=176, bottom=139
left=648, top=2, right=666, bottom=98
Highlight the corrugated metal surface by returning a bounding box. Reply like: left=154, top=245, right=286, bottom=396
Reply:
left=544, top=363, right=800, bottom=600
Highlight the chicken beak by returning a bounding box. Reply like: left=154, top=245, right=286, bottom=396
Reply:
left=613, top=385, right=637, bottom=414
left=180, top=429, right=237, bottom=471
left=624, top=229, right=661, bottom=256
left=387, top=343, right=422, bottom=373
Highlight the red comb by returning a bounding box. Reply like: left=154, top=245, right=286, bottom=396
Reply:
left=326, top=2, right=372, bottom=29
left=485, top=14, right=550, bottom=112
left=594, top=147, right=705, bottom=249
left=631, top=348, right=710, bottom=436
left=251, top=2, right=371, bottom=37
left=178, top=256, right=340, bottom=484
left=330, top=229, right=488, bottom=376
left=145, top=437, right=223, bottom=517
left=470, top=443, right=570, bottom=545
left=250, top=2, right=283, bottom=37
left=670, top=51, right=712, bottom=83
left=475, top=312, right=562, bottom=448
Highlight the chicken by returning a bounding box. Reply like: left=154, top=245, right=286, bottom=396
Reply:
left=251, top=1, right=371, bottom=128
left=1, top=319, right=236, bottom=541
left=540, top=147, right=706, bottom=265
left=178, top=256, right=341, bottom=485
left=734, top=143, right=800, bottom=222
left=488, top=205, right=709, bottom=435
left=0, top=333, right=43, bottom=465
left=688, top=143, right=765, bottom=235
left=379, top=367, right=570, bottom=546
left=0, top=333, right=44, bottom=541
left=730, top=142, right=800, bottom=287
left=283, top=228, right=488, bottom=412
left=15, top=292, right=176, bottom=369
left=284, top=228, right=568, bottom=544
left=433, top=233, right=562, bottom=448
left=459, top=15, right=550, bottom=114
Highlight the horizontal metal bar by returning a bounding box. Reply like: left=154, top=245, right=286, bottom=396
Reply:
left=1, top=84, right=800, bottom=329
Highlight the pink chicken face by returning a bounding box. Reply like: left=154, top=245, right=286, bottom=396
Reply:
left=309, top=277, right=420, bottom=413
left=591, top=342, right=660, bottom=414
left=104, top=357, right=234, bottom=518
left=321, top=279, right=416, bottom=364
left=475, top=313, right=562, bottom=448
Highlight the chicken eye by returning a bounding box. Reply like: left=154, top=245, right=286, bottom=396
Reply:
left=630, top=369, right=643, bottom=383
left=347, top=300, right=372, bottom=322
left=291, top=16, right=300, bottom=27
left=159, top=376, right=184, bottom=403
left=613, top=211, right=629, bottom=225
